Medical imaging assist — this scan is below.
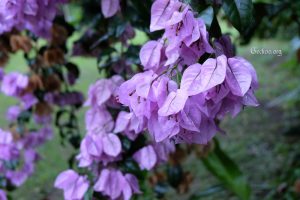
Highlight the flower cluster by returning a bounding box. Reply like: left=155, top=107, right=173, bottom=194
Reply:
left=0, top=71, right=54, bottom=200
left=55, top=75, right=175, bottom=200
left=117, top=0, right=259, bottom=144
left=0, top=0, right=67, bottom=37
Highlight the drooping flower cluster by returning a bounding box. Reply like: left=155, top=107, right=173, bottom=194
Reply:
left=0, top=126, right=52, bottom=195
left=0, top=0, right=68, bottom=37
left=55, top=75, right=175, bottom=200
left=117, top=0, right=259, bottom=144
left=0, top=72, right=55, bottom=199
left=0, top=8, right=84, bottom=197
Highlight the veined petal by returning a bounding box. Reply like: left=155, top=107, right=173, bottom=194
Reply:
left=102, top=133, right=122, bottom=157
left=227, top=57, right=252, bottom=96
left=158, top=89, right=188, bottom=116
left=181, top=55, right=227, bottom=95
left=133, top=145, right=157, bottom=170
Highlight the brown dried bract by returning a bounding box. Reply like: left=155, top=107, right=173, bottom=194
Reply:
left=51, top=24, right=68, bottom=46
left=43, top=74, right=61, bottom=92
left=43, top=48, right=65, bottom=66
left=177, top=172, right=194, bottom=194
left=10, top=35, right=32, bottom=53
left=34, top=102, right=52, bottom=117
left=169, top=146, right=187, bottom=165
left=149, top=171, right=167, bottom=187
left=25, top=74, right=44, bottom=93
left=0, top=51, right=9, bottom=67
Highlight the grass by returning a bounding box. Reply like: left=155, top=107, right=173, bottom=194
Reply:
left=1, top=33, right=299, bottom=200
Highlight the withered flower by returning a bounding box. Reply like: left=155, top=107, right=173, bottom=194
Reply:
left=0, top=36, right=10, bottom=66
left=177, top=172, right=194, bottom=194
left=10, top=35, right=32, bottom=53
left=169, top=146, right=188, bottom=166
left=51, top=24, right=68, bottom=46
left=43, top=48, right=65, bottom=66
left=34, top=102, right=52, bottom=117
left=149, top=171, right=167, bottom=187
left=24, top=74, right=44, bottom=93
left=43, top=74, right=61, bottom=92
left=0, top=51, right=9, bottom=66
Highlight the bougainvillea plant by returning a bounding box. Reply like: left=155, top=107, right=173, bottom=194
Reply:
left=0, top=0, right=261, bottom=199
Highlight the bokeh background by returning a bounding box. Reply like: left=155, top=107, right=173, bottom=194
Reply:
left=1, top=5, right=300, bottom=200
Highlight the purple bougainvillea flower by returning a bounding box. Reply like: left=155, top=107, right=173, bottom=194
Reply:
left=6, top=149, right=40, bottom=187
left=0, top=189, right=7, bottom=200
left=85, top=79, right=113, bottom=107
left=148, top=113, right=179, bottom=142
left=226, top=57, right=253, bottom=96
left=20, top=93, right=38, bottom=109
left=101, top=0, right=120, bottom=18
left=6, top=162, right=34, bottom=187
left=113, top=111, right=133, bottom=133
left=0, top=0, right=67, bottom=37
left=158, top=89, right=188, bottom=116
left=20, top=126, right=53, bottom=149
left=84, top=134, right=103, bottom=157
left=113, top=111, right=146, bottom=140
left=55, top=170, right=89, bottom=200
left=117, top=70, right=157, bottom=118
left=153, top=141, right=175, bottom=163
left=124, top=173, right=141, bottom=194
left=133, top=145, right=157, bottom=170
left=0, top=68, right=4, bottom=81
left=0, top=129, right=19, bottom=161
left=33, top=113, right=52, bottom=124
left=140, top=40, right=164, bottom=71
left=102, top=133, right=122, bottom=157
left=179, top=99, right=202, bottom=132
left=94, top=169, right=122, bottom=199
left=6, top=105, right=22, bottom=122
left=85, top=107, right=114, bottom=135
left=214, top=35, right=235, bottom=58
left=232, top=56, right=259, bottom=90
left=94, top=169, right=140, bottom=200
left=150, top=0, right=186, bottom=32
left=181, top=55, right=227, bottom=96
left=1, top=72, right=28, bottom=97
left=85, top=75, right=123, bottom=108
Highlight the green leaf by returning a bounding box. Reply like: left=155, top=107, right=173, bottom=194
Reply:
left=189, top=185, right=224, bottom=199
left=222, top=0, right=254, bottom=34
left=84, top=188, right=93, bottom=200
left=202, top=139, right=251, bottom=200
left=200, top=7, right=214, bottom=27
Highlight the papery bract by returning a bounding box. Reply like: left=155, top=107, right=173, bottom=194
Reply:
left=54, top=170, right=89, bottom=200
left=101, top=0, right=120, bottom=18
left=133, top=145, right=157, bottom=170
left=102, top=133, right=122, bottom=157
left=181, top=55, right=227, bottom=96
left=226, top=57, right=252, bottom=96
left=140, top=40, right=163, bottom=71
left=158, top=89, right=188, bottom=116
